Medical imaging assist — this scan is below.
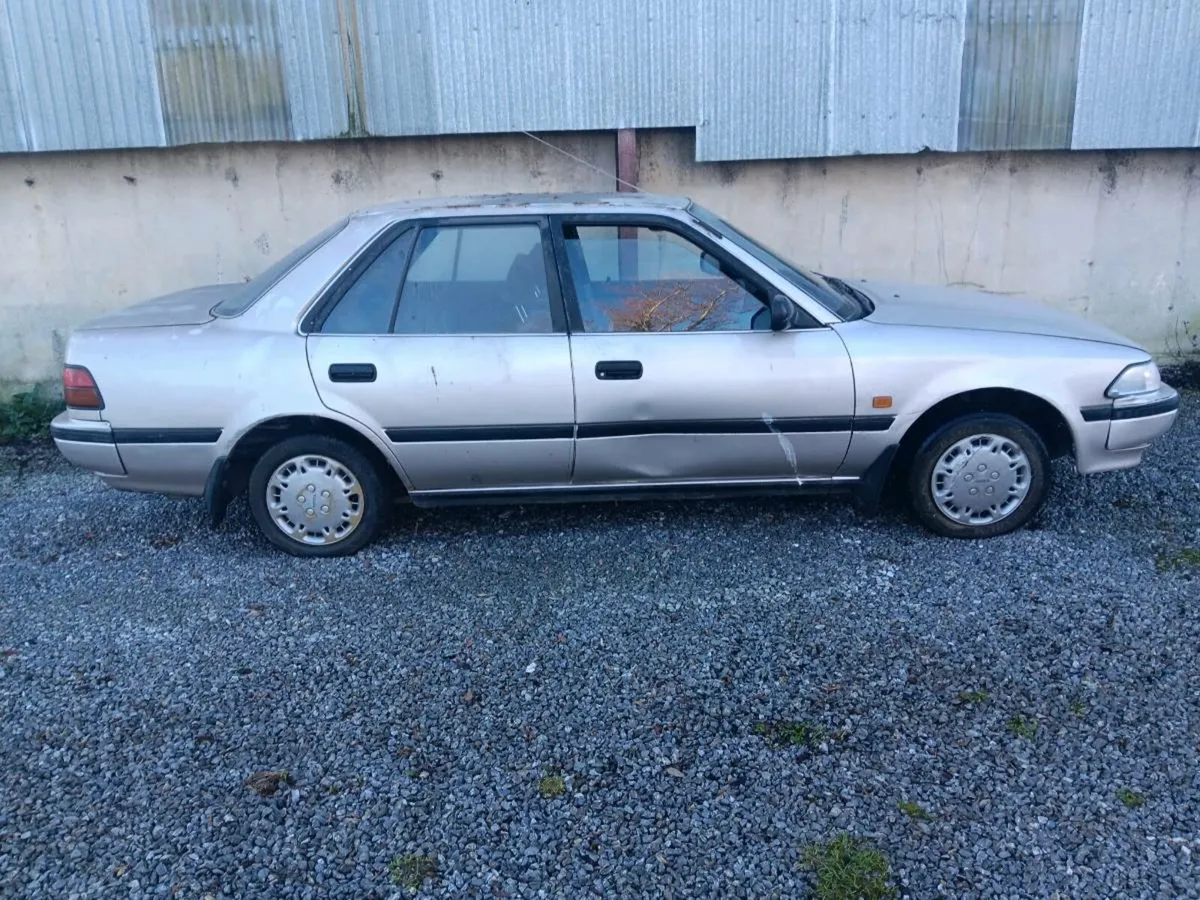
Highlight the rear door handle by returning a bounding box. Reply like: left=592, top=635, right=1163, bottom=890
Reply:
left=329, top=363, right=377, bottom=383
left=595, top=360, right=643, bottom=381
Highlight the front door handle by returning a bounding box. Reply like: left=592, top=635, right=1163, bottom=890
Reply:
left=595, top=360, right=643, bottom=381
left=329, top=363, right=377, bottom=383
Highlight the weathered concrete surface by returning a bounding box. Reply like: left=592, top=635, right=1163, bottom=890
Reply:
left=643, top=131, right=1200, bottom=361
left=0, top=132, right=615, bottom=390
left=2, top=128, right=1198, bottom=391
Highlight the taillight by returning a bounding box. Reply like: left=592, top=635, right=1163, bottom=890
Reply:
left=63, top=365, right=105, bottom=410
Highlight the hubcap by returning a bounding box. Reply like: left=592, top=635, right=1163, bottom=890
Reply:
left=930, top=433, right=1031, bottom=526
left=265, top=454, right=364, bottom=545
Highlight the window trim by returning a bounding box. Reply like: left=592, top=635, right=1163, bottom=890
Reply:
left=304, top=215, right=570, bottom=336
left=549, top=213, right=821, bottom=335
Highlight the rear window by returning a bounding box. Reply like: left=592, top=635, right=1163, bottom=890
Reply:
left=212, top=219, right=350, bottom=318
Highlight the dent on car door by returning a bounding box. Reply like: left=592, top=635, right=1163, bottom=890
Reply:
left=554, top=216, right=856, bottom=484
left=306, top=217, right=576, bottom=494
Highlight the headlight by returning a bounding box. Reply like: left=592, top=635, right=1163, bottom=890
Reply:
left=1106, top=360, right=1162, bottom=398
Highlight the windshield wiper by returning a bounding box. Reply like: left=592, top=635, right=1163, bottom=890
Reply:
left=818, top=274, right=874, bottom=317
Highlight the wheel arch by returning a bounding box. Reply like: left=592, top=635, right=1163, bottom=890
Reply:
left=208, top=415, right=407, bottom=525
left=885, top=387, right=1072, bottom=496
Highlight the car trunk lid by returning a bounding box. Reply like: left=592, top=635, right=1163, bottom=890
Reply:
left=77, top=284, right=239, bottom=330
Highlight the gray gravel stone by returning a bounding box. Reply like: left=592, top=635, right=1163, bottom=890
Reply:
left=1, top=395, right=1198, bottom=898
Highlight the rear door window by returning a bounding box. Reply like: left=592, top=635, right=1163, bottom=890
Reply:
left=393, top=224, right=555, bottom=334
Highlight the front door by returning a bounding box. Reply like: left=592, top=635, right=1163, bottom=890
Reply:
left=307, top=217, right=576, bottom=495
left=553, top=215, right=856, bottom=485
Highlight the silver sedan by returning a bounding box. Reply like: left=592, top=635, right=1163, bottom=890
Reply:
left=51, top=193, right=1180, bottom=556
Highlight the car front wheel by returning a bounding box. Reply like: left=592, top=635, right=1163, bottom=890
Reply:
left=908, top=414, right=1051, bottom=539
left=247, top=435, right=386, bottom=557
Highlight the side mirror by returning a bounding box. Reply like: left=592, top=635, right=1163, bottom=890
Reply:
left=768, top=294, right=794, bottom=331
left=699, top=251, right=722, bottom=275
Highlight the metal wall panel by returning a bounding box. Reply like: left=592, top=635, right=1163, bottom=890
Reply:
left=149, top=0, right=291, bottom=145
left=958, top=0, right=1085, bottom=150
left=353, top=0, right=437, bottom=135
left=831, top=0, right=965, bottom=156
left=1072, top=0, right=1200, bottom=150
left=3, top=0, right=1200, bottom=159
left=277, top=0, right=349, bottom=140
left=0, top=5, right=28, bottom=152
left=356, top=0, right=697, bottom=137
left=6, top=0, right=163, bottom=151
left=695, top=0, right=830, bottom=161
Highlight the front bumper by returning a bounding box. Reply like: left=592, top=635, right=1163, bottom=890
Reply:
left=1076, top=386, right=1180, bottom=473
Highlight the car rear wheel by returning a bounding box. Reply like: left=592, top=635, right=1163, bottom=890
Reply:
left=247, top=435, right=386, bottom=557
left=908, top=414, right=1051, bottom=538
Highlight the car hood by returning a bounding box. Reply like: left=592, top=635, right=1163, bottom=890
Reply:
left=855, top=279, right=1142, bottom=350
left=78, top=283, right=236, bottom=329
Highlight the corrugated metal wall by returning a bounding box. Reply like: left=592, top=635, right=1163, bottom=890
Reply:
left=1, top=0, right=1198, bottom=161
left=5, top=0, right=164, bottom=151
left=1072, top=0, right=1200, bottom=150
left=958, top=0, right=1085, bottom=150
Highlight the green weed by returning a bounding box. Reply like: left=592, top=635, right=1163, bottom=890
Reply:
left=0, top=390, right=63, bottom=444
left=1116, top=788, right=1146, bottom=809
left=897, top=800, right=934, bottom=822
left=537, top=773, right=566, bottom=799
left=389, top=854, right=437, bottom=891
left=1007, top=714, right=1037, bottom=740
left=1156, top=548, right=1200, bottom=572
left=753, top=720, right=827, bottom=749
left=801, top=833, right=898, bottom=900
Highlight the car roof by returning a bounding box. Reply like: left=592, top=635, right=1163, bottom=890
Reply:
left=355, top=191, right=693, bottom=222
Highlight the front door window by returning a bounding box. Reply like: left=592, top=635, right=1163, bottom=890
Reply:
left=561, top=223, right=768, bottom=333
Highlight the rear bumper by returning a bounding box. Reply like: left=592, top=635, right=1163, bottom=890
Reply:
left=1075, top=386, right=1180, bottom=474
left=50, top=415, right=126, bottom=476
left=50, top=412, right=218, bottom=495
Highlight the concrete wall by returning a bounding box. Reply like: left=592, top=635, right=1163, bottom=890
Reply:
left=0, top=132, right=615, bottom=391
left=2, top=128, right=1198, bottom=391
left=641, top=131, right=1200, bottom=362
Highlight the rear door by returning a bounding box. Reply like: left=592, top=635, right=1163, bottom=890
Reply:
left=552, top=214, right=857, bottom=485
left=307, top=216, right=576, bottom=496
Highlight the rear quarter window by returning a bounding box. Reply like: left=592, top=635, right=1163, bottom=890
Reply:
left=213, top=219, right=350, bottom=318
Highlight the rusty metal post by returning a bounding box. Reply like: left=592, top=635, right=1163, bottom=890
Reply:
left=616, top=128, right=639, bottom=191
left=616, top=129, right=639, bottom=279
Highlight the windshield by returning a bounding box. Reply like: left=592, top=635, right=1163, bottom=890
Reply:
left=687, top=203, right=864, bottom=320
left=212, top=218, right=350, bottom=317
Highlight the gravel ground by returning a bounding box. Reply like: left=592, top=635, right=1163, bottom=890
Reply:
left=1, top=397, right=1198, bottom=899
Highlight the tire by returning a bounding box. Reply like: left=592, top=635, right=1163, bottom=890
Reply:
left=908, top=413, right=1051, bottom=539
left=247, top=434, right=387, bottom=557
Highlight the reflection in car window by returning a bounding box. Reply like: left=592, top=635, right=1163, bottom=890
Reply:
left=393, top=224, right=554, bottom=334
left=687, top=203, right=862, bottom=320
left=321, top=230, right=414, bottom=334
left=562, top=224, right=766, bottom=333
left=213, top=218, right=350, bottom=318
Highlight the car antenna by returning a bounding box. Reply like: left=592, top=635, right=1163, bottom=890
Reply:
left=520, top=130, right=643, bottom=192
